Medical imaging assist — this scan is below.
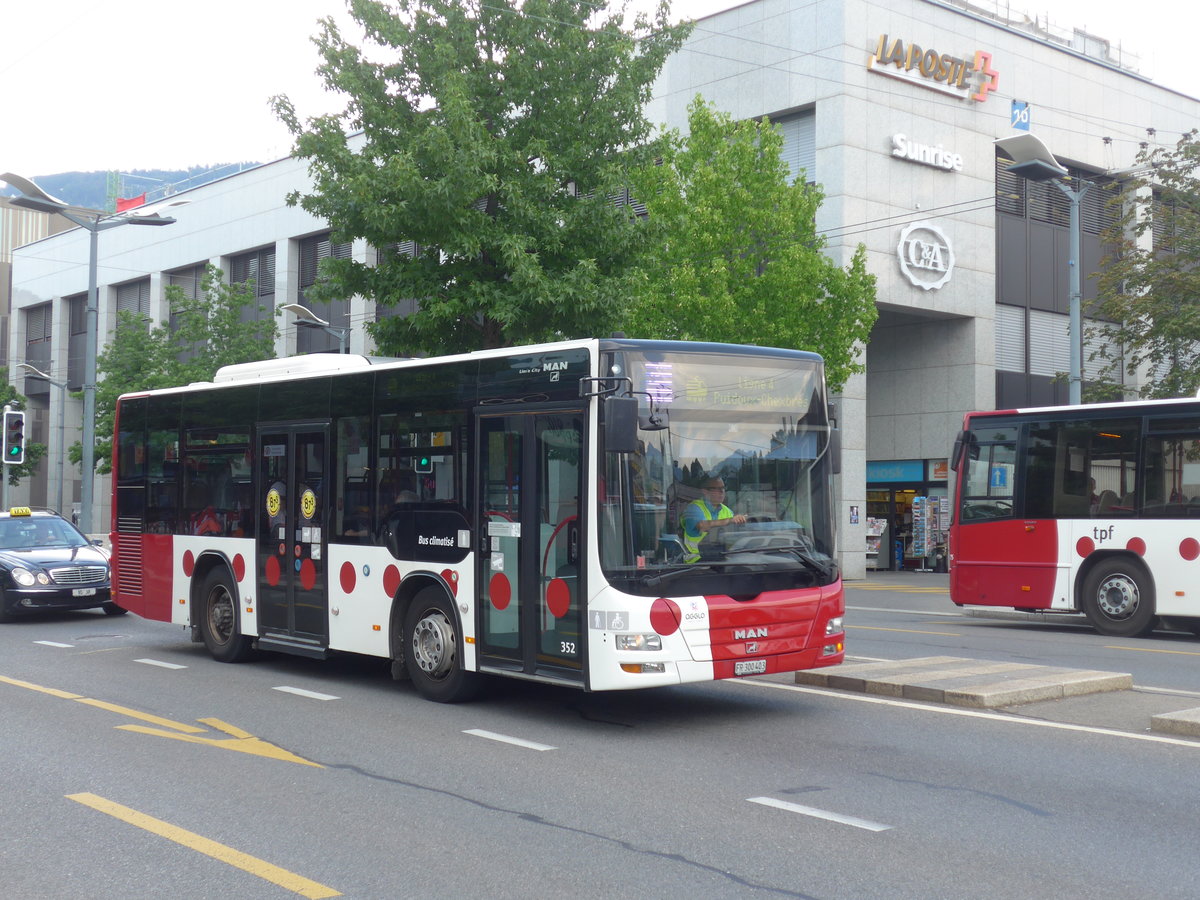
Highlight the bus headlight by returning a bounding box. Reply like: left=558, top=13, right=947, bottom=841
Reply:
left=616, top=633, right=662, bottom=652
left=825, top=616, right=844, bottom=635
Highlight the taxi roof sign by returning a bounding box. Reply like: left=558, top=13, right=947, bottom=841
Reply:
left=8, top=507, right=32, bottom=517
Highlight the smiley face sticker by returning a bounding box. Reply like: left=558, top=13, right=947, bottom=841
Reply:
left=301, top=488, right=317, bottom=520
left=266, top=488, right=281, bottom=518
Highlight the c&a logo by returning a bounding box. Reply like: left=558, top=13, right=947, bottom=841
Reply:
left=897, top=222, right=954, bottom=291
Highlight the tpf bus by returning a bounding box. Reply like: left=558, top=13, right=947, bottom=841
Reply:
left=111, top=338, right=845, bottom=701
left=950, top=396, right=1200, bottom=637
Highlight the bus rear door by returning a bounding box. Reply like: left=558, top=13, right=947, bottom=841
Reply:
left=256, top=424, right=330, bottom=657
left=477, top=409, right=585, bottom=684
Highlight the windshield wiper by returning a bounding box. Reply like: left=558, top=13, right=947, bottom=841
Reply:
left=643, top=564, right=715, bottom=587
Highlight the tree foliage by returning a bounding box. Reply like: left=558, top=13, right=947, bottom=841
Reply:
left=273, top=0, right=691, bottom=357
left=87, top=265, right=277, bottom=473
left=0, top=369, right=47, bottom=488
left=625, top=98, right=877, bottom=392
left=1093, top=131, right=1200, bottom=399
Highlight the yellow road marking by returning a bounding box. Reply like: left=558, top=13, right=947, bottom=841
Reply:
left=1104, top=645, right=1200, bottom=657
left=2, top=675, right=320, bottom=766
left=0, top=674, right=82, bottom=699
left=67, top=793, right=340, bottom=899
left=847, top=625, right=960, bottom=636
left=75, top=699, right=206, bottom=734
left=850, top=584, right=949, bottom=594
left=118, top=718, right=323, bottom=767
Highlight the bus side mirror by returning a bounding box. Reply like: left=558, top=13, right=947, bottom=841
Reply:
left=829, top=428, right=841, bottom=475
left=605, top=395, right=639, bottom=453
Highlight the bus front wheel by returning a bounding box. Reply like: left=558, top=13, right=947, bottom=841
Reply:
left=198, top=569, right=254, bottom=662
left=404, top=588, right=480, bottom=702
left=1081, top=558, right=1155, bottom=638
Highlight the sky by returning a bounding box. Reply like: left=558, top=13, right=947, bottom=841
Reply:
left=4, top=0, right=1197, bottom=185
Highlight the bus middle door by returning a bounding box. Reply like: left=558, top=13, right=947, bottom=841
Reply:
left=257, top=424, right=330, bottom=656
left=477, top=409, right=585, bottom=684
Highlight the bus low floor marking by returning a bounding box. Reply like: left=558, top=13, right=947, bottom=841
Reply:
left=66, top=793, right=341, bottom=899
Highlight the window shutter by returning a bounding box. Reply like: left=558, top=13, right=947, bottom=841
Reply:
left=995, top=304, right=1025, bottom=372
left=1028, top=309, right=1070, bottom=377
left=775, top=111, right=816, bottom=184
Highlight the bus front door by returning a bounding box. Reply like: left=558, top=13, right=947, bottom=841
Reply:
left=477, top=409, right=585, bottom=684
left=257, top=425, right=330, bottom=655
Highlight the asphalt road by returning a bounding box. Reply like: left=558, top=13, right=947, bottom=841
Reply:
left=3, top=577, right=1200, bottom=899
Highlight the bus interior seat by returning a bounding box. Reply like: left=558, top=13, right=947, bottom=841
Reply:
left=1098, top=490, right=1119, bottom=513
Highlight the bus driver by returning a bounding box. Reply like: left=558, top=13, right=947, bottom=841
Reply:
left=680, top=476, right=747, bottom=562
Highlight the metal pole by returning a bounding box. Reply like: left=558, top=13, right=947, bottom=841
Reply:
left=1057, top=179, right=1091, bottom=405
left=55, top=382, right=65, bottom=516
left=82, top=223, right=99, bottom=535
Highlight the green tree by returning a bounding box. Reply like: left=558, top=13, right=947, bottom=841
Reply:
left=0, top=370, right=47, bottom=488
left=1093, top=131, right=1200, bottom=399
left=625, top=98, right=877, bottom=392
left=85, top=265, right=277, bottom=473
left=272, top=0, right=691, bottom=356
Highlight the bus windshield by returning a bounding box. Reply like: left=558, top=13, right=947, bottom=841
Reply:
left=600, top=349, right=837, bottom=594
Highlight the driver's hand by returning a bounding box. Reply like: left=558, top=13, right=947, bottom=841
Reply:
left=731, top=514, right=747, bottom=525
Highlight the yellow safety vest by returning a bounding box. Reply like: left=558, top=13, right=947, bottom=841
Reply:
left=680, top=499, right=732, bottom=563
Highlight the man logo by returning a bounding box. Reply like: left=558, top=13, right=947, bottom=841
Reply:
left=897, top=221, right=954, bottom=291
left=733, top=627, right=768, bottom=640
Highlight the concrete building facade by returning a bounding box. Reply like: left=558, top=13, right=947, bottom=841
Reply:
left=8, top=0, right=1200, bottom=572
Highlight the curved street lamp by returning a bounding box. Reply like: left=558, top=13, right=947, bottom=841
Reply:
left=994, top=134, right=1090, bottom=405
left=2, top=172, right=182, bottom=535
left=280, top=302, right=350, bottom=354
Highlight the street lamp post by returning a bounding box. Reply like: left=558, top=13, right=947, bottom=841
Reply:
left=2, top=173, right=181, bottom=535
left=994, top=134, right=1091, bottom=405
left=280, top=302, right=350, bottom=354
left=17, top=364, right=66, bottom=516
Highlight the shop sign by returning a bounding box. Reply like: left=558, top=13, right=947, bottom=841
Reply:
left=891, top=133, right=963, bottom=172
left=897, top=221, right=954, bottom=291
left=867, top=459, right=925, bottom=483
left=928, top=459, right=949, bottom=481
left=868, top=34, right=1000, bottom=103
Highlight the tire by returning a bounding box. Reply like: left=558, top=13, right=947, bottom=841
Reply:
left=1080, top=557, right=1156, bottom=637
left=404, top=587, right=480, bottom=702
left=102, top=602, right=128, bottom=616
left=198, top=568, right=254, bottom=662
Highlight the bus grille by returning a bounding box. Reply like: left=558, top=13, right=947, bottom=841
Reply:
left=49, top=566, right=108, bottom=585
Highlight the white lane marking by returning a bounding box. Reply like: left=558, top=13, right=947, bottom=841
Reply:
left=272, top=686, right=340, bottom=701
left=134, top=659, right=187, bottom=670
left=741, top=680, right=1200, bottom=749
left=464, top=728, right=556, bottom=751
left=747, top=796, right=893, bottom=832
left=34, top=640, right=74, bottom=648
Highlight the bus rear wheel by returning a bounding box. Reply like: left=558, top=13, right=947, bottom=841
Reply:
left=404, top=588, right=480, bottom=702
left=1081, top=558, right=1155, bottom=637
left=198, top=569, right=254, bottom=662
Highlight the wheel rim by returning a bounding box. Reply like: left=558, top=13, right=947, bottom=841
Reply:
left=1096, top=573, right=1139, bottom=621
left=411, top=608, right=456, bottom=681
left=207, top=584, right=236, bottom=645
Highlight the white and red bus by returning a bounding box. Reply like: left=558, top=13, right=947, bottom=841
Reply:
left=111, top=338, right=845, bottom=701
left=950, top=397, right=1200, bottom=637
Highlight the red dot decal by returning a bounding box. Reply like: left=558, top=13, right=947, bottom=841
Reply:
left=340, top=561, right=356, bottom=594
left=650, top=597, right=682, bottom=636
left=232, top=554, right=246, bottom=582
left=383, top=565, right=402, bottom=598
left=300, top=558, right=316, bottom=591
left=441, top=568, right=458, bottom=596
left=182, top=550, right=195, bottom=577
left=265, top=555, right=281, bottom=587
left=490, top=573, right=512, bottom=610
left=1181, top=538, right=1200, bottom=561
left=546, top=578, right=571, bottom=618
left=1126, top=537, right=1146, bottom=556
left=1076, top=537, right=1095, bottom=558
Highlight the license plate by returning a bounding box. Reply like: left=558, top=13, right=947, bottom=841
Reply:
left=72, top=588, right=97, bottom=597
left=734, top=659, right=767, bottom=676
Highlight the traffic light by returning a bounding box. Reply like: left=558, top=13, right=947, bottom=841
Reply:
left=3, top=410, right=25, bottom=465
left=415, top=453, right=433, bottom=474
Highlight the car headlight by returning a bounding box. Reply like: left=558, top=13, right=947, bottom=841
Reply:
left=616, top=633, right=662, bottom=651
left=11, top=568, right=37, bottom=586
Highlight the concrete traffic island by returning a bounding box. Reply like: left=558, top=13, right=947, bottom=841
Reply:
left=795, top=656, right=1132, bottom=709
